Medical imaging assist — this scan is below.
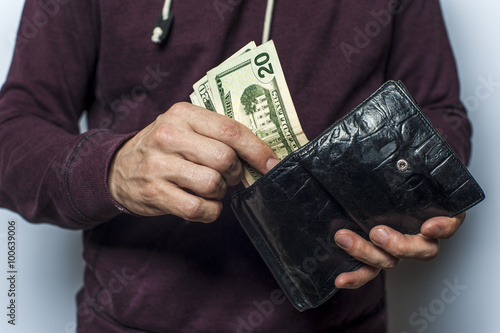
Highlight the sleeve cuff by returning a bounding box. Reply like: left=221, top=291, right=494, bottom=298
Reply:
left=64, top=130, right=138, bottom=226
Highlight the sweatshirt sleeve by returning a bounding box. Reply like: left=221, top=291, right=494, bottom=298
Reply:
left=385, top=0, right=472, bottom=164
left=0, top=0, right=132, bottom=229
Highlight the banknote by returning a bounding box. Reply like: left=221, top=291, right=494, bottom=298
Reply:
left=189, top=92, right=200, bottom=106
left=206, top=40, right=309, bottom=185
left=191, top=41, right=257, bottom=111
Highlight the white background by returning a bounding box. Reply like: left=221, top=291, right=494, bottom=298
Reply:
left=0, top=1, right=498, bottom=332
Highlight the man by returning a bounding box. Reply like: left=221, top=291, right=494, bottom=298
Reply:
left=0, top=0, right=469, bottom=331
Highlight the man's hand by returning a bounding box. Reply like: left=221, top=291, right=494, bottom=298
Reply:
left=334, top=213, right=466, bottom=289
left=108, top=102, right=279, bottom=222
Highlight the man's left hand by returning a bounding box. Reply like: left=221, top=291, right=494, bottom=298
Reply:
left=334, top=212, right=466, bottom=289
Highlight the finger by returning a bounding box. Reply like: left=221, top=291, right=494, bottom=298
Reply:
left=180, top=103, right=280, bottom=174
left=161, top=156, right=228, bottom=200
left=335, top=230, right=400, bottom=270
left=335, top=265, right=380, bottom=289
left=150, top=124, right=244, bottom=186
left=369, top=226, right=440, bottom=261
left=421, top=212, right=466, bottom=239
left=138, top=183, right=223, bottom=223
left=186, top=134, right=244, bottom=186
left=162, top=186, right=223, bottom=223
left=116, top=157, right=224, bottom=222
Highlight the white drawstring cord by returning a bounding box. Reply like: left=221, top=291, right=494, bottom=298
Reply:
left=152, top=0, right=275, bottom=45
left=262, top=0, right=275, bottom=44
left=161, top=0, right=173, bottom=20
left=152, top=0, right=173, bottom=44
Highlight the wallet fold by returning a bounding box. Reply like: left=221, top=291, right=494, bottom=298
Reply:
left=231, top=81, right=485, bottom=311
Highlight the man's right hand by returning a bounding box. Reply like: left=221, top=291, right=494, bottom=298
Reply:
left=108, top=102, right=279, bottom=223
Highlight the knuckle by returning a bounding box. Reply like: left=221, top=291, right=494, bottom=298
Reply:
left=203, top=204, right=223, bottom=224
left=391, top=243, right=408, bottom=258
left=382, top=258, right=400, bottom=270
left=139, top=182, right=161, bottom=203
left=351, top=267, right=378, bottom=288
left=217, top=121, right=243, bottom=143
left=154, top=112, right=166, bottom=124
left=215, top=147, right=238, bottom=171
left=421, top=246, right=440, bottom=261
left=203, top=171, right=225, bottom=196
left=362, top=269, right=379, bottom=284
left=168, top=102, right=191, bottom=116
left=153, top=102, right=189, bottom=133
left=151, top=127, right=179, bottom=147
left=181, top=197, right=206, bottom=221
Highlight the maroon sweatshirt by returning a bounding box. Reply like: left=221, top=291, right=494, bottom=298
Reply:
left=0, top=0, right=471, bottom=332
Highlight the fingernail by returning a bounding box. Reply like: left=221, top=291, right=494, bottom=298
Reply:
left=335, top=235, right=353, bottom=249
left=266, top=158, right=279, bottom=172
left=371, top=228, right=389, bottom=246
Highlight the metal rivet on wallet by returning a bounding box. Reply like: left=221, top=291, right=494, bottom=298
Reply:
left=397, top=159, right=409, bottom=172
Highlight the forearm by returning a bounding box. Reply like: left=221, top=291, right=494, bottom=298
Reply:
left=0, top=0, right=131, bottom=229
left=0, top=103, right=133, bottom=229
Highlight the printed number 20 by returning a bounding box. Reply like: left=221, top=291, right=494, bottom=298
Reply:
left=254, top=52, right=274, bottom=78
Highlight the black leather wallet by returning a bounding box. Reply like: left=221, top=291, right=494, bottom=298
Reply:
left=231, top=81, right=485, bottom=311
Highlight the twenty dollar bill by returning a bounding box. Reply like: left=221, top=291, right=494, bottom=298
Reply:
left=192, top=41, right=308, bottom=186
left=191, top=42, right=257, bottom=112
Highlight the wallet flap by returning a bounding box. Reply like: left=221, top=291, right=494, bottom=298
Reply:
left=297, top=81, right=484, bottom=233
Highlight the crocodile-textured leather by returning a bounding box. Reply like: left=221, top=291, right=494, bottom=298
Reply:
left=231, top=81, right=485, bottom=311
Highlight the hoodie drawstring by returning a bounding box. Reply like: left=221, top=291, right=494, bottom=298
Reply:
left=262, top=0, right=275, bottom=44
left=152, top=0, right=275, bottom=45
left=151, top=0, right=173, bottom=44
